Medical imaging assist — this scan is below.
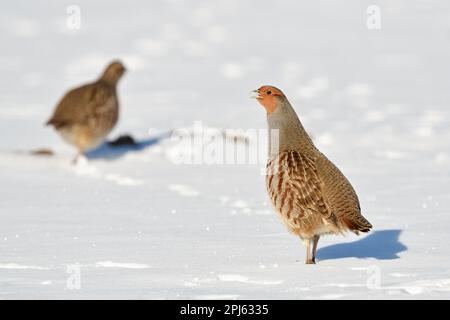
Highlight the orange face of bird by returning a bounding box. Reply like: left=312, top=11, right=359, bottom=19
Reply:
left=251, top=86, right=285, bottom=114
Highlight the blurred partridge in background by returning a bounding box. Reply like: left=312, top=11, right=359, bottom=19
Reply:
left=252, top=85, right=372, bottom=264
left=46, top=60, right=126, bottom=163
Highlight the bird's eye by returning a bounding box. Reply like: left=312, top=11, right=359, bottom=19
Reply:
left=267, top=90, right=272, bottom=95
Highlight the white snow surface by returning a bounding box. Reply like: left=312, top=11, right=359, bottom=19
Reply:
left=1, top=0, right=450, bottom=299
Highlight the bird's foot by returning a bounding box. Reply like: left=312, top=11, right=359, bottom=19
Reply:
left=72, top=153, right=88, bottom=166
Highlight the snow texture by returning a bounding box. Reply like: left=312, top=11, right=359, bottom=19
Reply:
left=1, top=0, right=450, bottom=299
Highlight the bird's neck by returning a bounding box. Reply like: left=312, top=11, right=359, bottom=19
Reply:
left=267, top=100, right=316, bottom=158
left=99, top=74, right=120, bottom=86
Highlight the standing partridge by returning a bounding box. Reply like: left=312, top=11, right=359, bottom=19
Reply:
left=46, top=60, right=126, bottom=162
left=252, top=85, right=372, bottom=264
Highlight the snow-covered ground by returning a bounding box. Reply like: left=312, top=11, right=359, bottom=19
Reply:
left=1, top=0, right=450, bottom=299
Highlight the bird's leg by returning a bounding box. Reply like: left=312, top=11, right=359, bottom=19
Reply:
left=312, top=235, right=320, bottom=263
left=72, top=153, right=80, bottom=165
left=72, top=151, right=85, bottom=165
left=305, top=238, right=315, bottom=264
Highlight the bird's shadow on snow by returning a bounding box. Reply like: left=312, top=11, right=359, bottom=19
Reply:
left=317, top=229, right=407, bottom=261
left=85, top=131, right=172, bottom=161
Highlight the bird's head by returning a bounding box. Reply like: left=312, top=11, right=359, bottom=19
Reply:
left=101, top=60, right=127, bottom=84
left=251, top=85, right=286, bottom=114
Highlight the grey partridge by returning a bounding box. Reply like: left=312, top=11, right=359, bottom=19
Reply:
left=252, top=85, right=372, bottom=264
left=46, top=60, right=126, bottom=162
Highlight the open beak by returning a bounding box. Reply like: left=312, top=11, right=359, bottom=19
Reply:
left=250, top=89, right=262, bottom=99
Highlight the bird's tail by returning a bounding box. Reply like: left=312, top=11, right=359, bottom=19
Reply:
left=341, top=215, right=372, bottom=235
left=45, top=118, right=65, bottom=128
